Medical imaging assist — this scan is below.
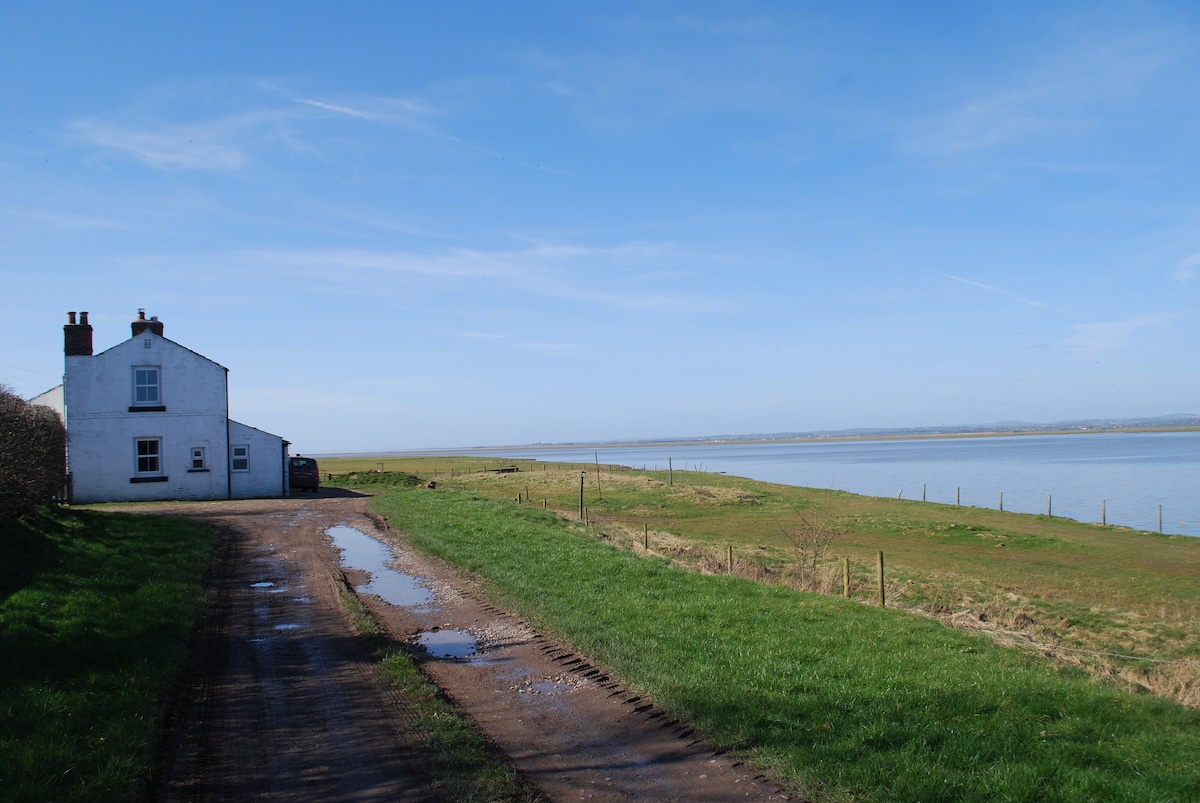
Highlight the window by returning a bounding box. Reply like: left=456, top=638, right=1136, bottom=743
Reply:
left=231, top=445, right=249, bottom=472
left=131, top=367, right=164, bottom=411
left=136, top=438, right=162, bottom=474
left=190, top=447, right=206, bottom=471
left=134, top=367, right=160, bottom=404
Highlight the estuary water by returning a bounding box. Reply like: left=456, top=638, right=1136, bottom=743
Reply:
left=481, top=431, right=1199, bottom=537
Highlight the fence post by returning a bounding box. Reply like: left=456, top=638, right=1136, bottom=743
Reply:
left=1159, top=505, right=1163, bottom=534
left=877, top=551, right=886, bottom=608
left=1048, top=495, right=1052, bottom=517
left=727, top=545, right=733, bottom=574
left=1102, top=499, right=1106, bottom=525
left=957, top=487, right=960, bottom=506
left=669, top=457, right=673, bottom=486
left=644, top=523, right=648, bottom=550
left=999, top=492, right=1004, bottom=512
left=843, top=557, right=850, bottom=599
left=595, top=451, right=602, bottom=501
left=579, top=472, right=585, bottom=519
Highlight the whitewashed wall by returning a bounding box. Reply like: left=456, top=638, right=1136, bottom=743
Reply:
left=65, top=331, right=229, bottom=503
left=228, top=420, right=289, bottom=499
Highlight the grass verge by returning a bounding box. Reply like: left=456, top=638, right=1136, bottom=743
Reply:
left=335, top=575, right=542, bottom=802
left=369, top=487, right=1200, bottom=803
left=0, top=507, right=217, bottom=802
left=328, top=457, right=1200, bottom=707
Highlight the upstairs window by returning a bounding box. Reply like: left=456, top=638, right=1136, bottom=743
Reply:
left=231, top=445, right=249, bottom=472
left=133, top=367, right=162, bottom=408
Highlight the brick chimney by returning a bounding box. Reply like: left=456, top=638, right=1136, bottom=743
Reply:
left=131, top=308, right=164, bottom=338
left=64, top=311, right=93, bottom=356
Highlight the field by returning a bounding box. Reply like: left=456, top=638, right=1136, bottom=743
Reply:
left=358, top=479, right=1200, bottom=802
left=321, top=455, right=1200, bottom=708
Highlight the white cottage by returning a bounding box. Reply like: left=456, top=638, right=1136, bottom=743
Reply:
left=44, top=310, right=290, bottom=503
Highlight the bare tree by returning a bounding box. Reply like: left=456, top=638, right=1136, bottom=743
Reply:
left=779, top=511, right=843, bottom=591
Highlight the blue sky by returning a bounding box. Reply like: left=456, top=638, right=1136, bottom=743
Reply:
left=2, top=1, right=1198, bottom=453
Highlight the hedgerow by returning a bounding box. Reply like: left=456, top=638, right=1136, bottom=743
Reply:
left=0, top=385, right=66, bottom=519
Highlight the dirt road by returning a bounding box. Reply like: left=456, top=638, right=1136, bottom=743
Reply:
left=152, top=493, right=793, bottom=801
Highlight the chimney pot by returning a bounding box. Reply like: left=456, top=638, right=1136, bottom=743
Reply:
left=132, top=309, right=164, bottom=338
left=64, top=309, right=93, bottom=357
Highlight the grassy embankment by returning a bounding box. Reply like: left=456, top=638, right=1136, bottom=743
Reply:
left=0, top=508, right=216, bottom=802
left=358, top=480, right=1200, bottom=802
left=325, top=455, right=1200, bottom=707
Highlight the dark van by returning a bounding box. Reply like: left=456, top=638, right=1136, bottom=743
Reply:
left=289, top=456, right=320, bottom=492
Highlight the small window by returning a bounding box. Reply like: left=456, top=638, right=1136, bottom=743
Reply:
left=231, top=445, right=249, bottom=472
left=133, top=367, right=161, bottom=405
left=191, top=447, right=206, bottom=470
left=136, top=438, right=162, bottom=474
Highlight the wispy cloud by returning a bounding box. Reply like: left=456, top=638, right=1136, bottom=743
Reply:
left=670, top=14, right=776, bottom=36
left=1062, top=314, right=1171, bottom=357
left=261, top=81, right=435, bottom=126
left=243, top=240, right=723, bottom=312
left=2, top=208, right=131, bottom=230
left=914, top=27, right=1188, bottom=156
left=940, top=273, right=1050, bottom=310
left=1173, top=253, right=1200, bottom=281
left=72, top=114, right=261, bottom=170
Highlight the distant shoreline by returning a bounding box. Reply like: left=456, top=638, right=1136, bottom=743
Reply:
left=315, top=425, right=1200, bottom=458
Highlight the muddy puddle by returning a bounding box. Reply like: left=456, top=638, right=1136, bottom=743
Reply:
left=328, top=525, right=435, bottom=608
left=417, top=629, right=477, bottom=658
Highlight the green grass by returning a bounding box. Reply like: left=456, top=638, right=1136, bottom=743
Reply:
left=369, top=487, right=1200, bottom=803
left=328, top=457, right=1200, bottom=706
left=0, top=508, right=217, bottom=802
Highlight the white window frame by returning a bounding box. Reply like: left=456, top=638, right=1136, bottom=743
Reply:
left=135, top=438, right=163, bottom=475
left=190, top=447, right=206, bottom=471
left=133, top=366, right=162, bottom=406
left=231, top=444, right=250, bottom=472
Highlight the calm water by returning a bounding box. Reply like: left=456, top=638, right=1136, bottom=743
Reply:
left=481, top=432, right=1199, bottom=537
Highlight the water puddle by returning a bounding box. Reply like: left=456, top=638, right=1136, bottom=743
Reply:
left=273, top=623, right=302, bottom=631
left=526, top=680, right=573, bottom=695
left=417, top=629, right=477, bottom=658
left=327, top=525, right=435, bottom=608
left=251, top=581, right=275, bottom=588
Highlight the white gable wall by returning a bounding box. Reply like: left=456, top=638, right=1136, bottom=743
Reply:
left=66, top=331, right=230, bottom=503
left=29, top=384, right=64, bottom=418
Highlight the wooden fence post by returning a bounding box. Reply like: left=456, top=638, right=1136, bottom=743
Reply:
left=579, top=472, right=585, bottom=519
left=843, top=557, right=850, bottom=599
left=877, top=551, right=886, bottom=608
left=727, top=545, right=734, bottom=574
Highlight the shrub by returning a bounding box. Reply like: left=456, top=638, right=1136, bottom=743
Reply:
left=0, top=385, right=67, bottom=519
